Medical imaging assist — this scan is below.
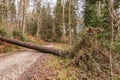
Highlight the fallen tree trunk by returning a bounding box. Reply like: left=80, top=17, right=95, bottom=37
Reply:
left=0, top=36, right=109, bottom=60
left=0, top=37, right=66, bottom=57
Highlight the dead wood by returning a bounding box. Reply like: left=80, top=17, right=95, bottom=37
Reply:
left=0, top=37, right=66, bottom=57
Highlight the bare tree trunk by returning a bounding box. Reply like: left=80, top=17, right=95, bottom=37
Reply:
left=36, top=16, right=40, bottom=38
left=117, top=24, right=120, bottom=38
left=69, top=0, right=72, bottom=46
left=62, top=0, right=66, bottom=41
left=2, top=0, right=8, bottom=30
left=36, top=0, right=41, bottom=38
left=108, top=0, right=114, bottom=79
left=5, top=0, right=8, bottom=31
left=109, top=10, right=114, bottom=42
left=2, top=1, right=5, bottom=30
left=22, top=0, right=26, bottom=34
left=1, top=17, right=4, bottom=30
left=18, top=0, right=22, bottom=31
left=98, top=0, right=101, bottom=16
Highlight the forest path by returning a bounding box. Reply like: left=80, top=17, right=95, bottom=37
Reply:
left=44, top=43, right=55, bottom=48
left=0, top=50, right=44, bottom=80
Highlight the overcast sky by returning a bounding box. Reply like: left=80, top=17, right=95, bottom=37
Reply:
left=15, top=0, right=84, bottom=18
left=45, top=0, right=57, bottom=5
left=44, top=0, right=57, bottom=9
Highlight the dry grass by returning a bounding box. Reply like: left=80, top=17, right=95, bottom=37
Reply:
left=43, top=55, right=80, bottom=80
left=27, top=35, right=45, bottom=45
left=53, top=43, right=70, bottom=50
left=0, top=42, right=21, bottom=53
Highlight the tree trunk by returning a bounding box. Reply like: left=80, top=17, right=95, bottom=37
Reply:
left=98, top=0, right=101, bottom=16
left=108, top=0, right=114, bottom=79
left=22, top=0, right=26, bottom=34
left=5, top=0, right=8, bottom=31
left=36, top=17, right=40, bottom=38
left=109, top=10, right=114, bottom=42
left=117, top=25, right=120, bottom=39
left=69, top=0, right=72, bottom=46
left=0, top=37, right=65, bottom=57
left=62, top=0, right=66, bottom=41
left=36, top=0, right=41, bottom=38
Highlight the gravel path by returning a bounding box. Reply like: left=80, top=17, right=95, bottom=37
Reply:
left=0, top=50, right=43, bottom=80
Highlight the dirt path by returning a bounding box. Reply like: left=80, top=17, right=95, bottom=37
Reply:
left=44, top=44, right=55, bottom=48
left=0, top=50, right=43, bottom=80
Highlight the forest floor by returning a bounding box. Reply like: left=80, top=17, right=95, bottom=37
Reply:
left=0, top=34, right=78, bottom=80
left=0, top=35, right=119, bottom=80
left=21, top=43, right=79, bottom=80
left=0, top=43, right=78, bottom=80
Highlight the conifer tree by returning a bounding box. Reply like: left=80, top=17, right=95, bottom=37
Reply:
left=41, top=4, right=54, bottom=40
left=54, top=0, right=63, bottom=41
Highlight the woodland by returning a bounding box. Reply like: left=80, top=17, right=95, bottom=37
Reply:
left=0, top=0, right=120, bottom=80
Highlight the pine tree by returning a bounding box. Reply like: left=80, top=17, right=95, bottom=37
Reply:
left=84, top=0, right=111, bottom=39
left=41, top=4, right=54, bottom=40
left=84, top=0, right=98, bottom=27
left=54, top=0, right=63, bottom=41
left=65, top=0, right=77, bottom=43
left=54, top=0, right=77, bottom=42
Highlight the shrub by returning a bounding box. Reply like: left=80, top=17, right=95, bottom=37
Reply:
left=0, top=29, right=10, bottom=37
left=12, top=29, right=28, bottom=41
left=112, top=42, right=120, bottom=53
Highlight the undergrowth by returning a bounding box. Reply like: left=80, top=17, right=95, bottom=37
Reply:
left=47, top=33, right=120, bottom=79
left=67, top=33, right=120, bottom=79
left=12, top=29, right=28, bottom=41
left=44, top=55, right=79, bottom=80
left=0, top=42, right=21, bottom=53
left=0, top=29, right=10, bottom=37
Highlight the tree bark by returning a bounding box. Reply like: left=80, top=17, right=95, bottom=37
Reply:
left=0, top=37, right=65, bottom=57
left=22, top=0, right=26, bottom=34
left=36, top=0, right=41, bottom=38
left=98, top=0, right=101, bottom=16
left=108, top=0, right=114, bottom=79
left=69, top=0, right=72, bottom=46
left=62, top=0, right=66, bottom=41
